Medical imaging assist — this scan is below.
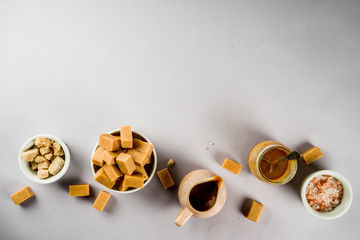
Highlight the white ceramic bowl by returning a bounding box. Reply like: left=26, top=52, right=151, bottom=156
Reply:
left=18, top=134, right=71, bottom=184
left=90, top=129, right=157, bottom=194
left=300, top=170, right=353, bottom=219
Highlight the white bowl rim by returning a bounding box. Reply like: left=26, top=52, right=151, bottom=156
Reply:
left=300, top=169, right=353, bottom=220
left=18, top=134, right=71, bottom=184
left=90, top=129, right=158, bottom=194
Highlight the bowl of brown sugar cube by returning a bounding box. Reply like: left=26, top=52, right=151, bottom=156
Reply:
left=19, top=134, right=70, bottom=184
left=91, top=126, right=157, bottom=194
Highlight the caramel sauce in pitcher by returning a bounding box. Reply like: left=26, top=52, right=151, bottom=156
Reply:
left=189, top=181, right=218, bottom=212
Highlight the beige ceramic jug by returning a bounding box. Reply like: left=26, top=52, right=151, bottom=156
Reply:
left=174, top=169, right=227, bottom=227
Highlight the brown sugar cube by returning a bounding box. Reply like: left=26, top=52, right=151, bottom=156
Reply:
left=35, top=137, right=51, bottom=147
left=103, top=150, right=120, bottom=165
left=133, top=138, right=153, bottom=157
left=302, top=147, right=323, bottom=165
left=157, top=168, right=175, bottom=189
left=120, top=126, right=133, bottom=148
left=124, top=174, right=144, bottom=188
left=103, top=164, right=123, bottom=182
left=10, top=186, right=35, bottom=205
left=126, top=149, right=148, bottom=167
left=94, top=168, right=116, bottom=189
left=116, top=153, right=136, bottom=175
left=221, top=158, right=242, bottom=175
left=93, top=190, right=111, bottom=212
left=92, top=147, right=105, bottom=167
left=69, top=184, right=90, bottom=197
left=21, top=148, right=39, bottom=162
left=246, top=200, right=264, bottom=222
left=115, top=177, right=129, bottom=192
left=99, top=134, right=121, bottom=151
left=134, top=165, right=149, bottom=180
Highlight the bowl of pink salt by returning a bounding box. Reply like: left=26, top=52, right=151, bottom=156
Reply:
left=300, top=170, right=353, bottom=219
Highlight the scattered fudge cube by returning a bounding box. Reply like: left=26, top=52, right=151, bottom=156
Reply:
left=167, top=159, right=175, bottom=166
left=37, top=169, right=49, bottom=179
left=102, top=164, right=123, bottom=182
left=302, top=147, right=323, bottom=165
left=94, top=168, right=116, bottom=189
left=99, top=134, right=121, bottom=151
left=92, top=147, right=105, bottom=167
left=221, top=158, right=242, bottom=175
left=37, top=160, right=50, bottom=169
left=35, top=137, right=51, bottom=147
left=157, top=168, right=175, bottom=189
left=126, top=149, right=148, bottom=167
left=120, top=126, right=133, bottom=148
left=93, top=191, right=111, bottom=212
left=116, top=153, right=136, bottom=175
left=34, top=155, right=46, bottom=163
left=69, top=184, right=90, bottom=197
left=103, top=150, right=120, bottom=165
left=21, top=148, right=39, bottom=162
left=124, top=174, right=144, bottom=188
left=246, top=200, right=264, bottom=222
left=48, top=156, right=65, bottom=175
left=10, top=186, right=35, bottom=205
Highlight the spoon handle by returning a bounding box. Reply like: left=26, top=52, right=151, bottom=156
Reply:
left=278, top=151, right=301, bottom=163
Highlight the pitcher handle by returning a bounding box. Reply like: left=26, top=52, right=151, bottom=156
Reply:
left=174, top=207, right=193, bottom=227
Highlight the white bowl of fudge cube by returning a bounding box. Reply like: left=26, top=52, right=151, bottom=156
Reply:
left=19, top=134, right=70, bottom=184
left=91, top=126, right=157, bottom=194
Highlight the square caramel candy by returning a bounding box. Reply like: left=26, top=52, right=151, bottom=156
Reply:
left=99, top=134, right=121, bottom=151
left=92, top=147, right=105, bottom=167
left=134, top=165, right=149, bottom=180
left=116, top=153, right=136, bottom=175
left=246, top=200, right=264, bottom=222
left=126, top=149, right=148, bottom=167
left=69, top=184, right=90, bottom=197
left=103, top=150, right=120, bottom=165
left=133, top=138, right=153, bottom=157
left=120, top=126, right=133, bottom=148
left=94, top=168, right=116, bottom=189
left=302, top=147, right=323, bottom=165
left=115, top=177, right=130, bottom=192
left=102, top=164, right=123, bottom=182
left=157, top=168, right=175, bottom=189
left=124, top=173, right=144, bottom=188
left=93, top=190, right=111, bottom=212
left=11, top=186, right=35, bottom=205
left=221, top=158, right=242, bottom=175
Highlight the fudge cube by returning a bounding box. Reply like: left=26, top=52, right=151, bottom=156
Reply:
left=246, top=200, right=264, bottom=222
left=133, top=138, right=153, bottom=157
left=116, top=153, right=136, bottom=175
left=126, top=149, right=148, bottom=167
left=221, top=158, right=242, bottom=175
left=157, top=168, right=175, bottom=189
left=302, top=147, right=323, bottom=165
left=115, top=177, right=129, bottom=192
left=103, top=164, right=123, bottom=182
left=92, top=147, right=105, bottom=167
left=93, top=190, right=111, bottom=212
left=21, top=148, right=39, bottom=162
left=99, top=134, right=121, bottom=151
left=69, top=184, right=90, bottom=197
left=124, top=174, right=144, bottom=188
left=10, top=186, right=35, bottom=205
left=120, top=126, right=133, bottom=148
left=94, top=168, right=116, bottom=189
left=134, top=165, right=149, bottom=180
left=103, top=150, right=120, bottom=165
left=167, top=159, right=175, bottom=166
left=48, top=156, right=65, bottom=175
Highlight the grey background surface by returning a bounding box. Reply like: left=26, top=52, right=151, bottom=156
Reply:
left=0, top=0, right=359, bottom=239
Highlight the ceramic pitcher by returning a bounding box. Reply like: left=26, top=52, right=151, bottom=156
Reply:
left=174, top=169, right=227, bottom=227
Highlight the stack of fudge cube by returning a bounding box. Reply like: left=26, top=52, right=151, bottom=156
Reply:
left=92, top=126, right=154, bottom=191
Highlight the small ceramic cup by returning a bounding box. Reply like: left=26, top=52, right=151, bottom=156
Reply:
left=18, top=134, right=71, bottom=184
left=300, top=170, right=353, bottom=219
left=90, top=129, right=157, bottom=194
